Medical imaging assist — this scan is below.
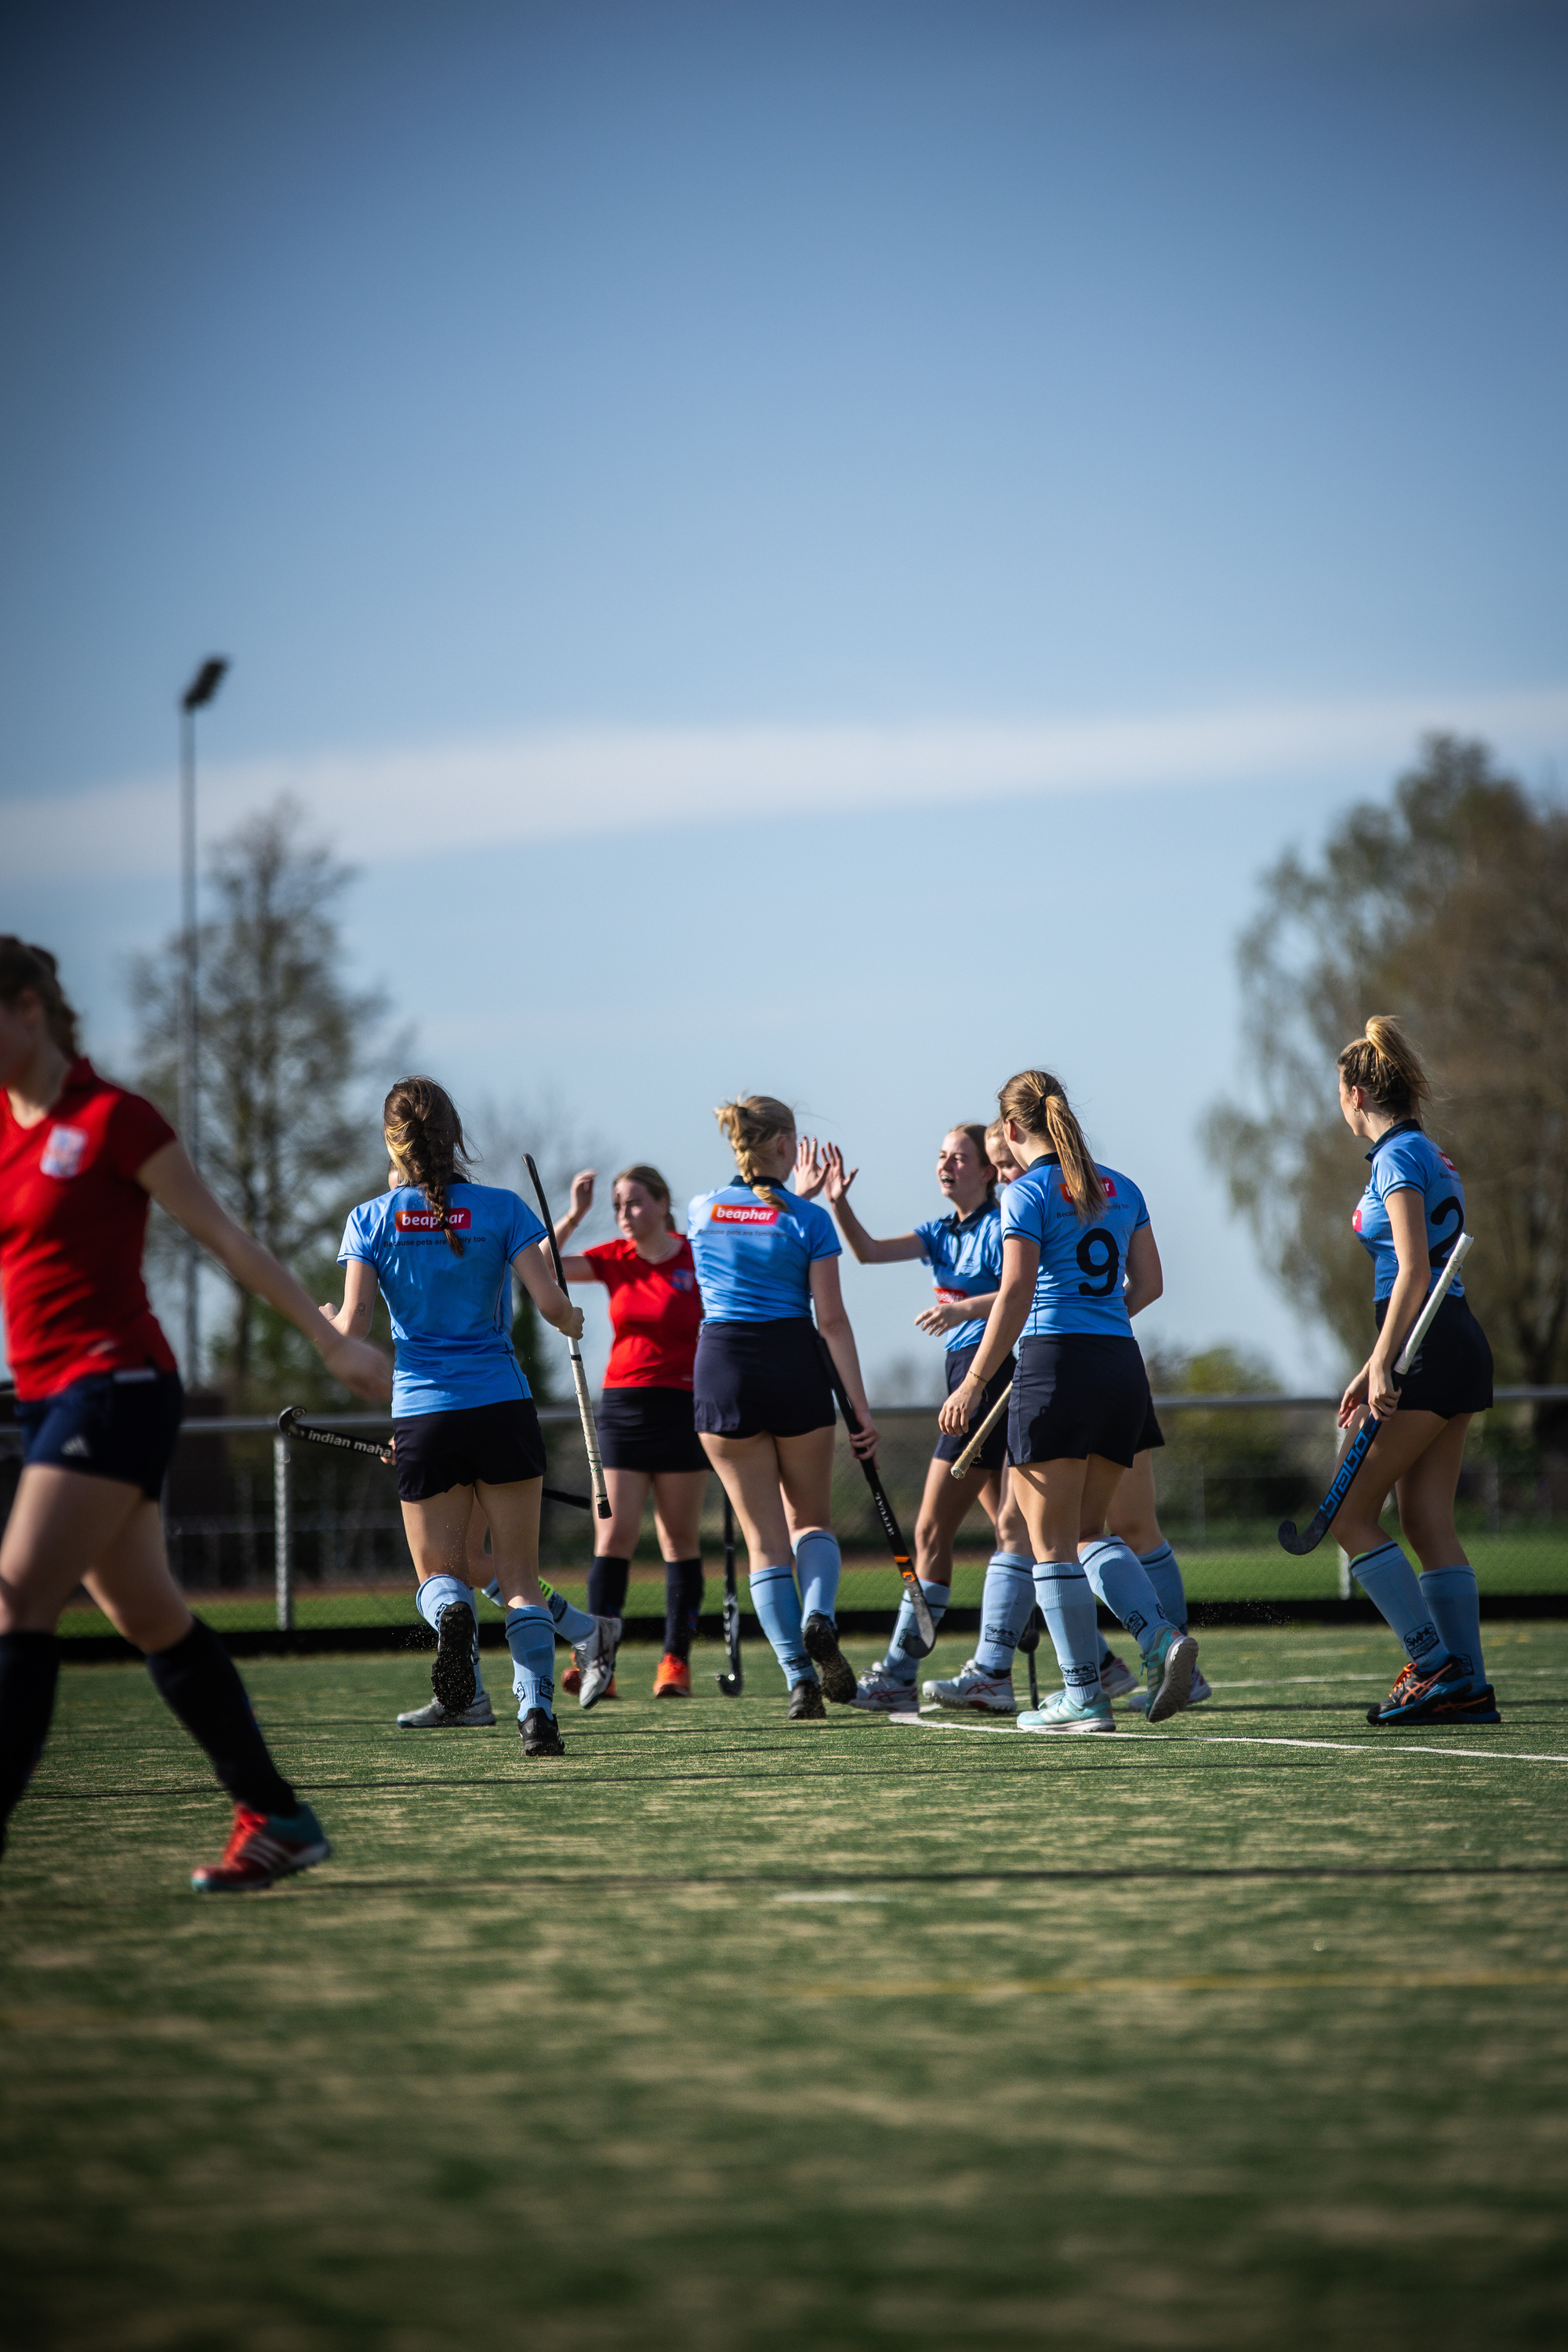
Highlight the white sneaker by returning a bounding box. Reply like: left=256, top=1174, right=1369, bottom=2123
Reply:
left=574, top=1615, right=622, bottom=1710
left=921, top=1658, right=1017, bottom=1714
left=1143, top=1631, right=1200, bottom=1723
left=1127, top=1663, right=1212, bottom=1716
left=395, top=1693, right=497, bottom=1729
left=1098, top=1650, right=1140, bottom=1700
left=853, top=1664, right=923, bottom=1713
left=1017, top=1687, right=1115, bottom=1734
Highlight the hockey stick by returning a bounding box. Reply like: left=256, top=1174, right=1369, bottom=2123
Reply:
left=947, top=1378, right=1012, bottom=1480
left=716, top=1496, right=743, bottom=1696
left=812, top=1330, right=936, bottom=1652
left=1277, top=1231, right=1475, bottom=1555
left=524, top=1153, right=612, bottom=1519
left=1018, top=1605, right=1042, bottom=1710
left=276, top=1408, right=591, bottom=1511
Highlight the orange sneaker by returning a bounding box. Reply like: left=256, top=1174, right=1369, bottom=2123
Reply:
left=653, top=1653, right=691, bottom=1698
left=561, top=1663, right=583, bottom=1695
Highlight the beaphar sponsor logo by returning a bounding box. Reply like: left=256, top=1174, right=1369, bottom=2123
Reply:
left=394, top=1206, right=473, bottom=1232
left=710, top=1203, right=780, bottom=1227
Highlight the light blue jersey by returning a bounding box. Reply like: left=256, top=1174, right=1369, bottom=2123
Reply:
left=339, top=1181, right=547, bottom=1415
left=687, top=1181, right=840, bottom=1322
left=1000, top=1155, right=1150, bottom=1338
left=1352, top=1123, right=1467, bottom=1303
left=916, top=1201, right=1004, bottom=1352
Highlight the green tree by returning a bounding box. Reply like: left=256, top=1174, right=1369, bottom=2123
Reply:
left=132, top=798, right=390, bottom=1408
left=1203, top=736, right=1568, bottom=1426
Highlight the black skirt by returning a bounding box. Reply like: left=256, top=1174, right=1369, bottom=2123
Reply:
left=932, top=1341, right=1016, bottom=1469
left=1376, top=1292, right=1494, bottom=1419
left=1008, top=1334, right=1149, bottom=1470
left=596, top=1385, right=709, bottom=1475
left=392, top=1398, right=546, bottom=1502
left=691, top=1317, right=837, bottom=1441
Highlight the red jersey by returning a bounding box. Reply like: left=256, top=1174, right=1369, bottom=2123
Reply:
left=585, top=1236, right=703, bottom=1388
left=0, top=1059, right=178, bottom=1400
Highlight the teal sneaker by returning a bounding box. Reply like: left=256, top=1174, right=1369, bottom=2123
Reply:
left=1017, top=1688, right=1115, bottom=1735
left=1142, top=1630, right=1199, bottom=1723
left=1127, top=1663, right=1212, bottom=1716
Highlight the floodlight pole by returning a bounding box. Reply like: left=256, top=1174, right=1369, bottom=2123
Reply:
left=177, top=657, right=229, bottom=1386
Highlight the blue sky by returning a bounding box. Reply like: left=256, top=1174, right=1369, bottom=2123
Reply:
left=4, top=0, right=1566, bottom=1391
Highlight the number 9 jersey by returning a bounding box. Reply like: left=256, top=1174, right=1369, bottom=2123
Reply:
left=1352, top=1122, right=1466, bottom=1304
left=1000, top=1152, right=1150, bottom=1338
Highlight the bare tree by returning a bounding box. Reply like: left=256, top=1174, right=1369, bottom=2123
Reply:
left=1203, top=736, right=1568, bottom=1431
left=132, top=797, right=391, bottom=1406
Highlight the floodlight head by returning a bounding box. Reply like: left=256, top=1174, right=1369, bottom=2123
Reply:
left=181, top=657, right=230, bottom=712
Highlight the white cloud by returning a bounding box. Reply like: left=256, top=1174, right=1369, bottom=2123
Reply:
left=6, top=687, right=1566, bottom=882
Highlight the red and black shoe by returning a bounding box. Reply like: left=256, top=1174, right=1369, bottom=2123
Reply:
left=191, top=1803, right=331, bottom=1893
left=1367, top=1657, right=1493, bottom=1726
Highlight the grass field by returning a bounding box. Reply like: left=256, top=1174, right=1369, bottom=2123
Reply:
left=4, top=1621, right=1568, bottom=2350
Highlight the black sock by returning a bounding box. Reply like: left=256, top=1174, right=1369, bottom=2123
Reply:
left=146, top=1619, right=296, bottom=1817
left=0, top=1632, right=62, bottom=1854
left=663, top=1558, right=704, bottom=1660
left=588, top=1556, right=630, bottom=1620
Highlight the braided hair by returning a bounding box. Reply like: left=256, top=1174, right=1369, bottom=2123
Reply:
left=383, top=1076, right=471, bottom=1255
left=714, top=1094, right=794, bottom=1212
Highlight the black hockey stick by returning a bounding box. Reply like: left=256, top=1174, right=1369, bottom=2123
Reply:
left=716, top=1496, right=743, bottom=1696
left=1018, top=1605, right=1042, bottom=1709
left=1278, top=1232, right=1474, bottom=1555
left=524, top=1153, right=611, bottom=1519
left=812, top=1330, right=935, bottom=1652
left=277, top=1408, right=592, bottom=1511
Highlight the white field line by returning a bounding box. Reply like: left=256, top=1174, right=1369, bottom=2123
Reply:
left=886, top=1718, right=1568, bottom=1766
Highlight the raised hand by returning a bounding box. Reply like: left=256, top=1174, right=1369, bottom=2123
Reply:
left=568, top=1169, right=597, bottom=1221
left=793, top=1135, right=828, bottom=1199
left=822, top=1142, right=858, bottom=1205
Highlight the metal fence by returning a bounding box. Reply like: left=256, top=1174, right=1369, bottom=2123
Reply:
left=5, top=1390, right=1566, bottom=1641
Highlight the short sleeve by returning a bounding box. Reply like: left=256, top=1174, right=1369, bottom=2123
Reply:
left=339, top=1202, right=378, bottom=1266
left=1131, top=1181, right=1150, bottom=1230
left=1000, top=1183, right=1033, bottom=1244
left=1376, top=1137, right=1425, bottom=1197
left=505, top=1193, right=549, bottom=1261
left=583, top=1240, right=621, bottom=1288
left=805, top=1203, right=841, bottom=1261
left=913, top=1218, right=942, bottom=1269
left=106, top=1090, right=176, bottom=1180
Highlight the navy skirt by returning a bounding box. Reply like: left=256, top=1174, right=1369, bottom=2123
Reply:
left=1375, top=1293, right=1494, bottom=1419
left=392, top=1398, right=546, bottom=1502
left=1008, top=1334, right=1149, bottom=1470
left=933, top=1342, right=1015, bottom=1469
left=692, top=1317, right=836, bottom=1440
left=597, top=1385, right=709, bottom=1475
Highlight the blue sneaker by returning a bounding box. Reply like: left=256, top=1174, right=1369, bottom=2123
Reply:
left=1367, top=1657, right=1495, bottom=1725
left=1018, top=1688, right=1115, bottom=1735
left=1127, top=1664, right=1212, bottom=1716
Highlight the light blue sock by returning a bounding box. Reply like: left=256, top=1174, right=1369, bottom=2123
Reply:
left=544, top=1588, right=597, bottom=1645
left=795, top=1530, right=841, bottom=1624
left=1139, top=1541, right=1189, bottom=1635
left=750, top=1563, right=812, bottom=1687
left=504, top=1604, right=556, bottom=1718
left=883, top=1582, right=950, bottom=1682
left=1419, top=1566, right=1484, bottom=1682
left=975, top=1554, right=1034, bottom=1674
left=416, top=1573, right=471, bottom=1635
left=1079, top=1536, right=1172, bottom=1661
left=1350, top=1541, right=1448, bottom=1669
left=1033, top=1561, right=1102, bottom=1702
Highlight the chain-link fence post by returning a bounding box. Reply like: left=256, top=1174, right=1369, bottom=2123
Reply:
left=274, top=1432, right=293, bottom=1633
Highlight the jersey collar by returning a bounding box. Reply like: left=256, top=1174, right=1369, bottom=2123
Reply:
left=1365, top=1118, right=1423, bottom=1163
left=1026, top=1152, right=1061, bottom=1170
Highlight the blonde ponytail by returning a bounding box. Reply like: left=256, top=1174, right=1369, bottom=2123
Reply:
left=996, top=1068, right=1105, bottom=1222
left=715, top=1094, right=793, bottom=1212
left=1337, top=1015, right=1432, bottom=1121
